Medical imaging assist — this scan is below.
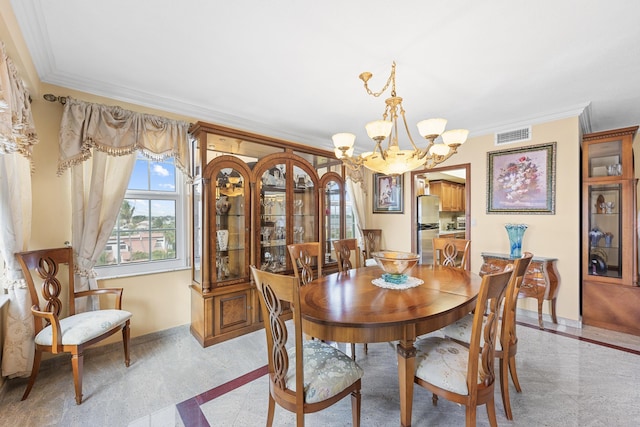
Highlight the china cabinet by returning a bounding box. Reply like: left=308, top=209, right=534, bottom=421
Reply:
left=581, top=126, right=640, bottom=335
left=189, top=121, right=345, bottom=346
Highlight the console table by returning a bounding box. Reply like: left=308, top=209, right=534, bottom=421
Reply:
left=480, top=252, right=560, bottom=329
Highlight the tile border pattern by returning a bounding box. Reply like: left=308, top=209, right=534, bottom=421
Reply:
left=176, top=323, right=640, bottom=427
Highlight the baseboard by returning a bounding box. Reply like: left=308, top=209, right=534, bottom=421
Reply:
left=516, top=307, right=582, bottom=329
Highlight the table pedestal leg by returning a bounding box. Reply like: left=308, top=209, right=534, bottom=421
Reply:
left=397, top=339, right=416, bottom=427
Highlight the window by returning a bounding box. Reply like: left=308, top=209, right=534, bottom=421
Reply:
left=96, top=153, right=187, bottom=277
left=345, top=190, right=356, bottom=239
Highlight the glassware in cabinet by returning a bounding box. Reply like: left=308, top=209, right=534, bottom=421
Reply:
left=587, top=184, right=622, bottom=278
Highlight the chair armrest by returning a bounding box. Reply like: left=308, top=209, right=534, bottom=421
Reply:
left=30, top=305, right=63, bottom=351
left=74, top=288, right=124, bottom=309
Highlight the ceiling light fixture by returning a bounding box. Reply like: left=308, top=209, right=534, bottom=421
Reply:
left=332, top=62, right=469, bottom=176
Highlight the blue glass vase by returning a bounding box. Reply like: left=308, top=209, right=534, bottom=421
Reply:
left=505, top=224, right=527, bottom=258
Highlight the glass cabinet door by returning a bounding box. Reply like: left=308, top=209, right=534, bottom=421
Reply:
left=293, top=165, right=316, bottom=246
left=587, top=183, right=622, bottom=278
left=323, top=179, right=341, bottom=264
left=192, top=178, right=202, bottom=285
left=259, top=164, right=287, bottom=272
left=586, top=139, right=623, bottom=178
left=213, top=166, right=249, bottom=283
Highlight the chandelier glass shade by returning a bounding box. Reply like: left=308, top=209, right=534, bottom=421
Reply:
left=332, top=62, right=469, bottom=176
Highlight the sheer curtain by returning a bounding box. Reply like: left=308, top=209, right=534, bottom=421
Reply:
left=0, top=41, right=39, bottom=378
left=58, top=98, right=191, bottom=311
left=345, top=167, right=367, bottom=248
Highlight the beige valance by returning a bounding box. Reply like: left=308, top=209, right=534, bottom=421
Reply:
left=58, top=97, right=191, bottom=178
left=0, top=42, right=38, bottom=158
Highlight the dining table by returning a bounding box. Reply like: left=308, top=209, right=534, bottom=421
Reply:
left=299, top=263, right=482, bottom=427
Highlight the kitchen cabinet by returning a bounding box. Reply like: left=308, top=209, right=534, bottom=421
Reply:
left=429, top=180, right=465, bottom=212
left=581, top=126, right=640, bottom=335
left=189, top=121, right=346, bottom=347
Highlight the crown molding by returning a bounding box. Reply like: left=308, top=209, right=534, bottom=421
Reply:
left=471, top=102, right=592, bottom=138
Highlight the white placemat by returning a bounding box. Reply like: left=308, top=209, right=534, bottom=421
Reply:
left=372, top=276, right=424, bottom=289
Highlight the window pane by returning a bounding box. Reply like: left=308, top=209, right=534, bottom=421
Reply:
left=151, top=200, right=176, bottom=229
left=150, top=160, right=176, bottom=192
left=128, top=158, right=149, bottom=190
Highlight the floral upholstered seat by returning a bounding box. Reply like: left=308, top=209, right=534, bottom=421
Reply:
left=286, top=339, right=364, bottom=404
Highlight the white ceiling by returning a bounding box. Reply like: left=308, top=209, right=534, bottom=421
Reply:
left=9, top=1, right=640, bottom=153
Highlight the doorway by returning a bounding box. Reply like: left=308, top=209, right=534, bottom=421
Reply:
left=410, top=164, right=471, bottom=259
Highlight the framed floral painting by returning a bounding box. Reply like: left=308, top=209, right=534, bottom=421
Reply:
left=373, top=173, right=404, bottom=213
left=487, top=142, right=556, bottom=214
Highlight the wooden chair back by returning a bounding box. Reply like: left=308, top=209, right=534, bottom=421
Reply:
left=250, top=266, right=362, bottom=426
left=16, top=247, right=131, bottom=405
left=361, top=229, right=382, bottom=259
left=331, top=238, right=365, bottom=358
left=432, top=237, right=471, bottom=269
left=287, top=242, right=322, bottom=285
left=19, top=247, right=77, bottom=330
left=333, top=238, right=361, bottom=272
left=502, top=252, right=534, bottom=348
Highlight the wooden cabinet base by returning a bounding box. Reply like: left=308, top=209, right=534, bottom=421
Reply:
left=190, top=283, right=292, bottom=347
left=582, top=281, right=640, bottom=336
left=190, top=283, right=257, bottom=347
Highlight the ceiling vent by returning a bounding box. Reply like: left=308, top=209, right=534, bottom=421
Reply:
left=495, top=126, right=531, bottom=145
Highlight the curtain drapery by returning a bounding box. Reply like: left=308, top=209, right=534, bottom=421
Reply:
left=0, top=41, right=38, bottom=378
left=345, top=167, right=367, bottom=249
left=58, top=98, right=190, bottom=311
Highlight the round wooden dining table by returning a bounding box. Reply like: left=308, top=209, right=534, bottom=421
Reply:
left=299, top=264, right=482, bottom=427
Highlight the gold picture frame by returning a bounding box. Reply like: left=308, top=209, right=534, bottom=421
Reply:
left=487, top=142, right=556, bottom=214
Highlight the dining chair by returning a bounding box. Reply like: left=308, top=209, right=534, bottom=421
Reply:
left=332, top=238, right=367, bottom=359
left=333, top=238, right=361, bottom=273
left=16, top=247, right=132, bottom=404
left=361, top=228, right=382, bottom=266
left=287, top=242, right=322, bottom=285
left=440, top=252, right=533, bottom=420
left=432, top=237, right=471, bottom=269
left=250, top=266, right=363, bottom=427
left=413, top=264, right=515, bottom=427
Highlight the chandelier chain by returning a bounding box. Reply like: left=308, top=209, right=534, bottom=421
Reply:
left=361, top=62, right=397, bottom=98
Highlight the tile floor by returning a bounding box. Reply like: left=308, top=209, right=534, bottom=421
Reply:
left=1, top=312, right=640, bottom=427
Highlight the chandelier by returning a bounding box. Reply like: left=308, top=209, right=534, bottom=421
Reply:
left=332, top=62, right=469, bottom=176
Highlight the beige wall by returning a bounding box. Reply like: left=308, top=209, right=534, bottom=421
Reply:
left=367, top=117, right=582, bottom=324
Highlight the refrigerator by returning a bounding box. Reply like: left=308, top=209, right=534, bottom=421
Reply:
left=417, top=195, right=440, bottom=265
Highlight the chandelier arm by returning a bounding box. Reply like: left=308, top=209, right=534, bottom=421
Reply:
left=400, top=107, right=421, bottom=152
left=374, top=140, right=387, bottom=160
left=423, top=149, right=456, bottom=169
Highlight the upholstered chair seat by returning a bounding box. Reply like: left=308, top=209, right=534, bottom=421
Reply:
left=34, top=309, right=132, bottom=346
left=415, top=336, right=482, bottom=395
left=286, top=340, right=364, bottom=404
